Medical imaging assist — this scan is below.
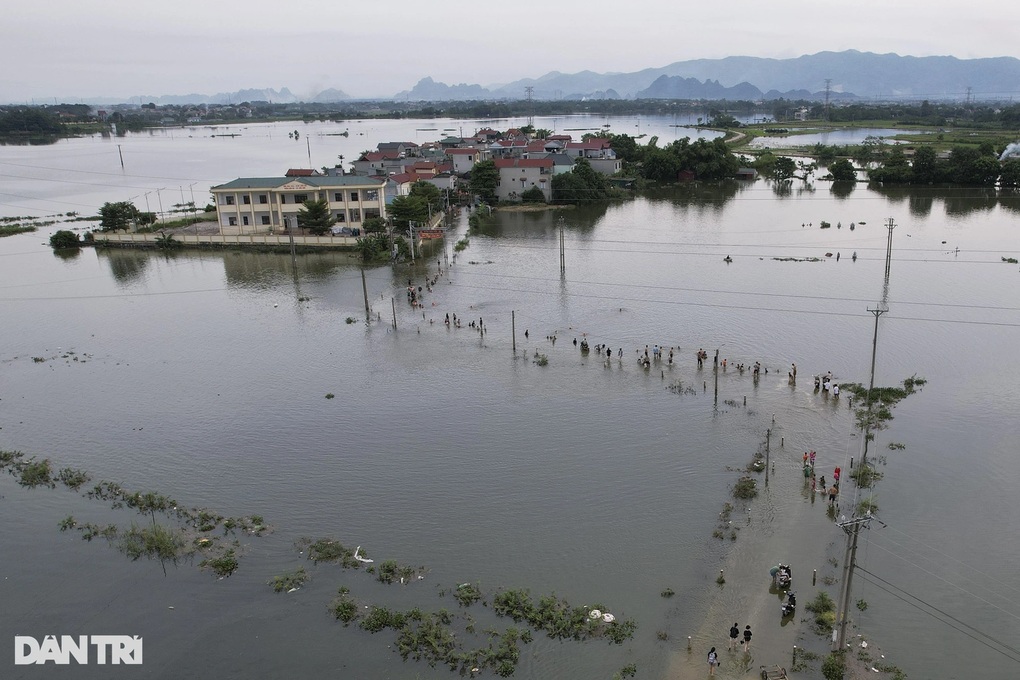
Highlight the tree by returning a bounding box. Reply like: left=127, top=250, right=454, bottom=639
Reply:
left=469, top=160, right=498, bottom=204
left=296, top=198, right=335, bottom=235
left=49, top=230, right=81, bottom=249
left=1000, top=159, right=1020, bottom=188
left=910, top=146, right=940, bottom=184
left=408, top=180, right=442, bottom=215
left=829, top=159, right=856, bottom=182
left=551, top=158, right=612, bottom=203
left=389, top=195, right=429, bottom=230
left=772, top=156, right=797, bottom=181
left=520, top=186, right=546, bottom=203
left=98, top=201, right=140, bottom=231
left=362, top=217, right=386, bottom=233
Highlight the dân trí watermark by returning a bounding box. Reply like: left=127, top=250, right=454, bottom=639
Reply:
left=14, top=635, right=142, bottom=665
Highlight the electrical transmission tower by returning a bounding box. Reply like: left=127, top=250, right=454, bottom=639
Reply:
left=824, top=79, right=832, bottom=122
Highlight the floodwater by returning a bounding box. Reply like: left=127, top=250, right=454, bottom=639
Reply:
left=1, top=119, right=1020, bottom=680
left=748, top=127, right=914, bottom=149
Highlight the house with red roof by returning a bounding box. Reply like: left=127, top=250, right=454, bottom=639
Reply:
left=447, top=148, right=488, bottom=174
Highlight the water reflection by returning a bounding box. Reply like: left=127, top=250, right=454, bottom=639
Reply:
left=100, top=249, right=150, bottom=282
left=830, top=181, right=856, bottom=199
left=642, top=180, right=746, bottom=211
left=869, top=184, right=1009, bottom=217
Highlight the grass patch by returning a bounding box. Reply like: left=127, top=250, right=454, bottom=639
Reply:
left=330, top=590, right=359, bottom=625
left=18, top=458, right=55, bottom=488
left=376, top=559, right=422, bottom=584
left=269, top=567, right=308, bottom=592
left=56, top=467, right=91, bottom=490
left=453, top=582, right=483, bottom=607
left=491, top=588, right=636, bottom=644
left=806, top=590, right=837, bottom=633
left=200, top=548, right=239, bottom=577
left=733, top=476, right=757, bottom=499
left=301, top=538, right=361, bottom=567
left=120, top=522, right=188, bottom=563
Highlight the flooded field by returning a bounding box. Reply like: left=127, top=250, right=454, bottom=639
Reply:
left=1, top=120, right=1019, bottom=679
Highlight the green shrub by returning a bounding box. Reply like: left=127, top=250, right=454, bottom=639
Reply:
left=49, top=230, right=81, bottom=249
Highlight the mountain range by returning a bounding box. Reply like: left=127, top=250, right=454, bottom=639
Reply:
left=70, top=51, right=1020, bottom=106
left=395, top=50, right=1020, bottom=102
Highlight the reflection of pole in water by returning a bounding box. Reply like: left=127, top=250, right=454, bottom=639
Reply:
left=882, top=217, right=895, bottom=301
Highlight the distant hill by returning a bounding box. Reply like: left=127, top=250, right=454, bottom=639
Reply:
left=398, top=51, right=1020, bottom=102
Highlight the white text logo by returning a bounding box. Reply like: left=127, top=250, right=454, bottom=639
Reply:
left=14, top=635, right=143, bottom=665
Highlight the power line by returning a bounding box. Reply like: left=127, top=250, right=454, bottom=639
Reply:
left=855, top=566, right=1020, bottom=664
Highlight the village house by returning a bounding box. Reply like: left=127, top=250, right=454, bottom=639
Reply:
left=494, top=158, right=554, bottom=202
left=447, top=148, right=488, bottom=174
left=210, top=175, right=386, bottom=234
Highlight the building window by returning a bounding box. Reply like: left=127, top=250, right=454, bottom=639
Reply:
left=365, top=190, right=378, bottom=201
left=228, top=217, right=237, bottom=226
left=242, top=216, right=249, bottom=225
left=349, top=209, right=361, bottom=222
left=335, top=213, right=345, bottom=223
left=261, top=216, right=270, bottom=225
left=294, top=194, right=308, bottom=203
left=242, top=195, right=251, bottom=205
left=350, top=191, right=359, bottom=202
left=225, top=195, right=235, bottom=205
left=259, top=194, right=268, bottom=204
left=334, top=192, right=343, bottom=202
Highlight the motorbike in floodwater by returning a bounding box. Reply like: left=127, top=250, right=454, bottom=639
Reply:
left=770, top=563, right=792, bottom=589
left=780, top=592, right=796, bottom=618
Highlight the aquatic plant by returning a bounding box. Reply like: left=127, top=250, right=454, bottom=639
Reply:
left=376, top=559, right=421, bottom=584
left=301, top=538, right=363, bottom=568
left=1002, top=256, right=1019, bottom=264
left=806, top=591, right=837, bottom=633
left=491, top=589, right=635, bottom=644
left=732, top=476, right=757, bottom=499
left=660, top=588, right=674, bottom=598
left=269, top=567, right=308, bottom=592
left=330, top=590, right=359, bottom=625
left=325, top=393, right=335, bottom=399
left=857, top=497, right=879, bottom=515
left=821, top=651, right=846, bottom=680
left=453, top=582, right=483, bottom=607
left=345, top=316, right=357, bottom=324
left=120, top=522, right=188, bottom=564
left=613, top=664, right=638, bottom=679
left=18, top=458, right=55, bottom=488
left=57, top=467, right=91, bottom=491
left=533, top=353, right=549, bottom=366
left=199, top=549, right=240, bottom=577
left=454, top=238, right=469, bottom=252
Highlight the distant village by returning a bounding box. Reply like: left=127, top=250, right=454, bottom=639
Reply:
left=211, top=127, right=622, bottom=234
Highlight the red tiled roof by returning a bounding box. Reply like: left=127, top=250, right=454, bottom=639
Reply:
left=447, top=148, right=478, bottom=155
left=285, top=168, right=318, bottom=176
left=566, top=140, right=612, bottom=150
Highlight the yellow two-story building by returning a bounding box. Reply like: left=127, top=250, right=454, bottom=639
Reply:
left=210, top=175, right=387, bottom=234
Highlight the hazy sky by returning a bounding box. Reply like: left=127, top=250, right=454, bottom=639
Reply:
left=3, top=0, right=1015, bottom=103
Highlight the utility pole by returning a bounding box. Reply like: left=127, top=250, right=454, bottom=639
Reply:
left=361, top=269, right=370, bottom=318
left=511, top=310, right=516, bottom=353
left=765, top=428, right=771, bottom=485
left=558, top=217, right=565, bottom=275
left=835, top=515, right=873, bottom=650
left=118, top=144, right=125, bottom=169
left=884, top=217, right=895, bottom=280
